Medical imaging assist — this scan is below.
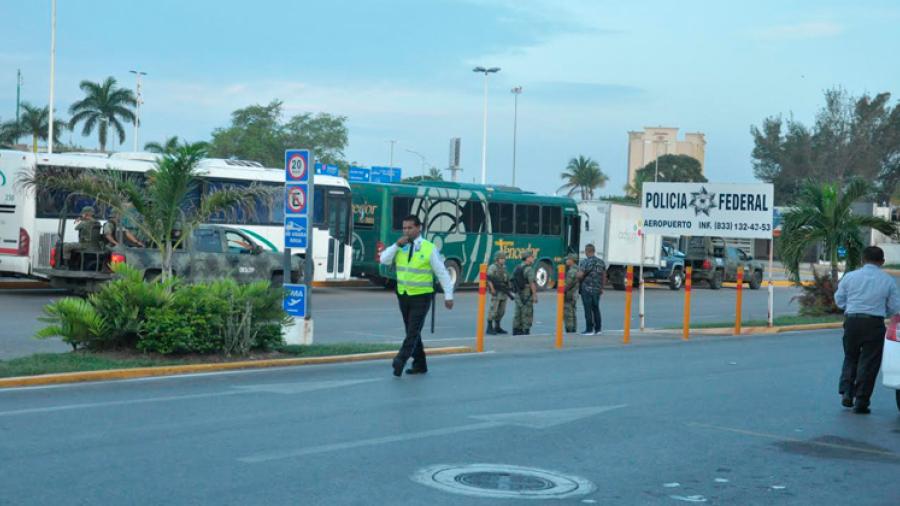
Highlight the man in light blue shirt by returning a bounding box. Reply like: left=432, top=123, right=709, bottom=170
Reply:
left=834, top=246, right=900, bottom=414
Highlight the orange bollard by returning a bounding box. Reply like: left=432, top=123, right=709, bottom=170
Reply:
left=734, top=267, right=744, bottom=336
left=683, top=266, right=692, bottom=340
left=476, top=263, right=487, bottom=353
left=624, top=265, right=633, bottom=344
left=555, top=264, right=565, bottom=349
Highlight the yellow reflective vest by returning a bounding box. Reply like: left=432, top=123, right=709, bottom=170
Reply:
left=395, top=240, right=435, bottom=296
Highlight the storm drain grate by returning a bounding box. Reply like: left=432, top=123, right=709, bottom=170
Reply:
left=412, top=464, right=596, bottom=499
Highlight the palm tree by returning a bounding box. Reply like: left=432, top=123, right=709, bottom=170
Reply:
left=22, top=143, right=273, bottom=281
left=17, top=103, right=67, bottom=153
left=780, top=178, right=898, bottom=286
left=144, top=136, right=181, bottom=154
left=68, top=77, right=136, bottom=152
left=558, top=156, right=608, bottom=200
left=0, top=118, right=20, bottom=146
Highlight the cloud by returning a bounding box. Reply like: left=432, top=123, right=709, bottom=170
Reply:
left=753, top=21, right=844, bottom=41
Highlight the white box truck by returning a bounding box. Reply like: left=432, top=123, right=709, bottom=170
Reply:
left=578, top=200, right=685, bottom=290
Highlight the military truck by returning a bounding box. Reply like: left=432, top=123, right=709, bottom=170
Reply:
left=683, top=236, right=764, bottom=290
left=37, top=222, right=303, bottom=294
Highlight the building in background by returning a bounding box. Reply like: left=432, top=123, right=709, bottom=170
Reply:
left=626, top=127, right=706, bottom=187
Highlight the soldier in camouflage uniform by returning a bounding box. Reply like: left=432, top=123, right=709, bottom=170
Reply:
left=512, top=251, right=538, bottom=335
left=564, top=253, right=579, bottom=333
left=486, top=251, right=510, bottom=335
left=64, top=206, right=102, bottom=261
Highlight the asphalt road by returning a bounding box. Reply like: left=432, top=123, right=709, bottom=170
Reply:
left=0, top=284, right=802, bottom=359
left=1, top=329, right=898, bottom=505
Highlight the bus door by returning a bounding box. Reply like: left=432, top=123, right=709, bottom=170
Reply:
left=565, top=213, right=581, bottom=254
left=323, top=187, right=351, bottom=280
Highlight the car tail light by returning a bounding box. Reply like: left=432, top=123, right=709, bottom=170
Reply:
left=702, top=259, right=712, bottom=270
left=17, top=228, right=29, bottom=256
left=49, top=247, right=57, bottom=268
left=110, top=253, right=126, bottom=265
left=375, top=240, right=385, bottom=262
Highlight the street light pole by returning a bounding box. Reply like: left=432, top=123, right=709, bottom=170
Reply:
left=130, top=70, right=147, bottom=152
left=48, top=0, right=56, bottom=154
left=473, top=66, right=500, bottom=184
left=511, top=86, right=522, bottom=187
left=16, top=69, right=22, bottom=144
left=388, top=140, right=396, bottom=168
left=405, top=149, right=427, bottom=175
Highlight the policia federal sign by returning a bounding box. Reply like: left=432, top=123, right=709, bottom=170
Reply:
left=642, top=182, right=775, bottom=239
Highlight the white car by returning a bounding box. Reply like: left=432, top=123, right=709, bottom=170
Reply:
left=882, top=322, right=900, bottom=412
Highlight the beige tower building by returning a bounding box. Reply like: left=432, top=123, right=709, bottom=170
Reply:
left=627, top=127, right=706, bottom=187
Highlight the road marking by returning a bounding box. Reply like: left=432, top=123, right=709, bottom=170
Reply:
left=240, top=404, right=626, bottom=463
left=687, top=422, right=900, bottom=459
left=0, top=379, right=378, bottom=417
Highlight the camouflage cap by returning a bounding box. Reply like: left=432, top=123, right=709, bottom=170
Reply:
left=81, top=206, right=95, bottom=215
left=567, top=253, right=579, bottom=262
left=494, top=251, right=507, bottom=260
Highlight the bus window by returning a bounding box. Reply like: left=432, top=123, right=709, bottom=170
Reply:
left=205, top=179, right=280, bottom=226
left=516, top=204, right=540, bottom=235
left=489, top=202, right=513, bottom=234
left=392, top=197, right=413, bottom=230
left=326, top=188, right=351, bottom=245
left=459, top=200, right=486, bottom=234
left=542, top=206, right=561, bottom=236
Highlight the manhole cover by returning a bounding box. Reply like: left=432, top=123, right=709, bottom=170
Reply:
left=412, top=464, right=596, bottom=499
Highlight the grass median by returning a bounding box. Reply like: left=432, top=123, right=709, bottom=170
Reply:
left=0, top=343, right=399, bottom=379
left=666, top=314, right=843, bottom=330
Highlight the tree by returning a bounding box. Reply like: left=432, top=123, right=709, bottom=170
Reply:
left=208, top=100, right=349, bottom=168
left=402, top=167, right=444, bottom=183
left=558, top=156, right=608, bottom=200
left=0, top=117, right=21, bottom=147
left=68, top=77, right=136, bottom=152
left=627, top=154, right=706, bottom=198
left=144, top=136, right=182, bottom=154
left=751, top=88, right=900, bottom=204
left=22, top=143, right=271, bottom=281
left=17, top=103, right=67, bottom=153
left=779, top=178, right=898, bottom=287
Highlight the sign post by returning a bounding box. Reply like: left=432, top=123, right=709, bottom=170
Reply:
left=283, top=149, right=315, bottom=345
left=555, top=264, right=565, bottom=349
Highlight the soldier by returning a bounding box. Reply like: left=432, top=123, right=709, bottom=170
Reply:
left=486, top=251, right=510, bottom=335
left=64, top=206, right=102, bottom=261
left=512, top=251, right=538, bottom=335
left=103, top=211, right=144, bottom=248
left=564, top=254, right=580, bottom=333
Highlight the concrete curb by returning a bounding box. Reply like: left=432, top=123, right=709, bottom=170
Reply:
left=311, top=280, right=371, bottom=288
left=675, top=321, right=843, bottom=336
left=0, top=346, right=475, bottom=389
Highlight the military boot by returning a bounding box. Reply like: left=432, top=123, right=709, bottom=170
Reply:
left=512, top=328, right=522, bottom=336
left=495, top=321, right=508, bottom=334
left=486, top=320, right=497, bottom=335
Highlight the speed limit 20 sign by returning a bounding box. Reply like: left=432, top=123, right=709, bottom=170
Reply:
left=285, top=149, right=310, bottom=182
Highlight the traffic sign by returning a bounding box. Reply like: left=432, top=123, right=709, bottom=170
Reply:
left=285, top=149, right=310, bottom=182
left=315, top=162, right=340, bottom=177
left=283, top=283, right=307, bottom=317
left=284, top=216, right=308, bottom=248
left=390, top=167, right=402, bottom=182
left=370, top=166, right=394, bottom=183
left=349, top=166, right=370, bottom=183
left=285, top=184, right=308, bottom=215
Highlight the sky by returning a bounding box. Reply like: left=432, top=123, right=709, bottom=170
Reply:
left=2, top=0, right=899, bottom=195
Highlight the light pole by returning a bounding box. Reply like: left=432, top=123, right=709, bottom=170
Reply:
left=388, top=140, right=397, bottom=168
left=48, top=0, right=56, bottom=153
left=16, top=69, right=22, bottom=144
left=130, top=70, right=147, bottom=151
left=510, top=86, right=522, bottom=187
left=405, top=149, right=427, bottom=174
left=473, top=66, right=500, bottom=184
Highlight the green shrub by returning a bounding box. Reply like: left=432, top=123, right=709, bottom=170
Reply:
left=88, top=264, right=174, bottom=348
left=138, top=284, right=228, bottom=354
left=35, top=298, right=108, bottom=350
left=792, top=268, right=841, bottom=315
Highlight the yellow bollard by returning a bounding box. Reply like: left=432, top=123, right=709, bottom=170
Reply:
left=734, top=267, right=744, bottom=336
left=555, top=264, right=565, bottom=349
left=624, top=265, right=633, bottom=344
left=683, top=266, right=692, bottom=340
left=476, top=263, right=487, bottom=353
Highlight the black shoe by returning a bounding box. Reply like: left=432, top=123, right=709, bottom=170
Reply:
left=524, top=329, right=531, bottom=335
left=495, top=323, right=508, bottom=334
left=486, top=322, right=496, bottom=335
left=841, top=393, right=853, bottom=408
left=853, top=400, right=871, bottom=414
left=392, top=358, right=404, bottom=377
left=512, top=328, right=522, bottom=335
left=405, top=368, right=428, bottom=375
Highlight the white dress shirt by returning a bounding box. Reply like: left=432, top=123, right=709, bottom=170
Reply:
left=835, top=263, right=900, bottom=317
left=379, top=235, right=454, bottom=300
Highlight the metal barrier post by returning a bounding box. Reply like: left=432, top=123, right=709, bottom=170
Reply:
left=476, top=263, right=487, bottom=353
left=555, top=264, right=565, bottom=349
left=624, top=265, right=634, bottom=344
left=735, top=267, right=744, bottom=335
left=683, top=266, right=692, bottom=340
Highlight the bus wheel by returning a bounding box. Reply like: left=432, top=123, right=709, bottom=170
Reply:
left=271, top=272, right=284, bottom=288
left=535, top=261, right=556, bottom=291
left=444, top=259, right=461, bottom=289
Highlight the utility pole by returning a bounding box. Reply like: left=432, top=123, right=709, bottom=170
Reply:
left=388, top=140, right=396, bottom=168
left=473, top=66, right=500, bottom=184
left=48, top=0, right=56, bottom=154
left=130, top=70, right=147, bottom=151
left=511, top=86, right=522, bottom=187
left=16, top=70, right=22, bottom=143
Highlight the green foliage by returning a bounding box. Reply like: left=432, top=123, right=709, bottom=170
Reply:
left=558, top=155, right=608, bottom=200
left=144, top=136, right=185, bottom=154
left=791, top=268, right=841, bottom=316
left=207, top=100, right=349, bottom=168
left=13, top=103, right=67, bottom=152
left=627, top=154, right=706, bottom=199
left=68, top=77, right=136, bottom=152
left=88, top=264, right=174, bottom=348
left=752, top=87, right=900, bottom=203
left=35, top=297, right=107, bottom=350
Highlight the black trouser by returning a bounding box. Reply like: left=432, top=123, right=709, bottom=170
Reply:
left=581, top=292, right=602, bottom=332
left=395, top=292, right=432, bottom=370
left=839, top=317, right=886, bottom=403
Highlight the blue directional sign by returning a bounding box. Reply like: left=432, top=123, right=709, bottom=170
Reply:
left=285, top=150, right=310, bottom=183
left=315, top=162, right=340, bottom=177
left=370, top=166, right=393, bottom=183
left=349, top=166, right=370, bottom=183
left=284, top=216, right=308, bottom=248
left=283, top=283, right=307, bottom=317
left=390, top=167, right=402, bottom=182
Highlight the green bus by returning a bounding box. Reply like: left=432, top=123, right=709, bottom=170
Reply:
left=350, top=181, right=580, bottom=290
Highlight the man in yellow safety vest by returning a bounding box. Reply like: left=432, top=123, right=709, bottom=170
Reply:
left=379, top=214, right=454, bottom=377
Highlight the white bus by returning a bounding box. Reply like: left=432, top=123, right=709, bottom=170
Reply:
left=0, top=150, right=352, bottom=282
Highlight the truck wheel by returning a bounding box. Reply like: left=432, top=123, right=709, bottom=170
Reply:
left=271, top=272, right=284, bottom=288
left=535, top=261, right=556, bottom=291
left=669, top=270, right=684, bottom=290
left=444, top=259, right=461, bottom=289
left=749, top=270, right=763, bottom=290
left=709, top=270, right=724, bottom=290
left=143, top=270, right=161, bottom=282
